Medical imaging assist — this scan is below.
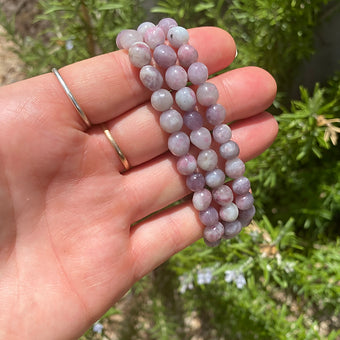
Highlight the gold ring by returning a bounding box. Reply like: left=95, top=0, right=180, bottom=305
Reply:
left=52, top=68, right=92, bottom=128
left=101, top=124, right=131, bottom=171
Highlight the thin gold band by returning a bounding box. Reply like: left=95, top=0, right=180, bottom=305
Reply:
left=101, top=124, right=131, bottom=171
left=52, top=68, right=92, bottom=128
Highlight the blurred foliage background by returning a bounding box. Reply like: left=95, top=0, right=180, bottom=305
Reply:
left=1, top=0, right=339, bottom=339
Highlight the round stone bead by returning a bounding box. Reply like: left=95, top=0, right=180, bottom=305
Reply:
left=177, top=44, right=198, bottom=68
left=140, top=65, right=163, bottom=91
left=116, top=29, right=143, bottom=49
left=168, top=131, right=190, bottom=157
left=219, top=140, right=240, bottom=159
left=137, top=22, right=155, bottom=36
left=128, top=42, right=152, bottom=68
left=187, top=62, right=208, bottom=85
left=186, top=172, right=205, bottom=192
left=204, top=238, right=221, bottom=247
left=190, top=127, right=211, bottom=150
left=206, top=104, right=226, bottom=126
left=219, top=202, right=239, bottom=222
left=196, top=82, right=219, bottom=106
left=199, top=206, right=219, bottom=227
left=205, top=169, right=225, bottom=189
left=183, top=111, right=204, bottom=130
left=197, top=149, right=218, bottom=171
left=212, top=185, right=233, bottom=206
left=231, top=176, right=251, bottom=195
left=167, top=26, right=189, bottom=48
left=213, top=124, right=232, bottom=144
left=165, top=65, right=188, bottom=90
left=151, top=89, right=173, bottom=111
left=175, top=87, right=196, bottom=111
left=225, top=158, right=245, bottom=179
left=203, top=222, right=224, bottom=243
left=176, top=153, right=197, bottom=175
left=238, top=205, right=256, bottom=227
left=158, top=18, right=178, bottom=35
left=192, top=188, right=212, bottom=211
left=144, top=26, right=165, bottom=49
left=153, top=44, right=177, bottom=68
left=160, top=109, right=183, bottom=133
left=223, top=220, right=242, bottom=239
left=235, top=192, right=254, bottom=210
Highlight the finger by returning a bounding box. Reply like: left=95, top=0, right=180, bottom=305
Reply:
left=129, top=202, right=199, bottom=281
left=57, top=27, right=236, bottom=127
left=125, top=112, right=278, bottom=223
left=93, top=66, right=277, bottom=172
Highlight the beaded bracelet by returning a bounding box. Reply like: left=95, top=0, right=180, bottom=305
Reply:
left=116, top=18, right=255, bottom=246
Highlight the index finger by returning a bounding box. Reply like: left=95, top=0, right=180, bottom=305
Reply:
left=1, top=27, right=236, bottom=130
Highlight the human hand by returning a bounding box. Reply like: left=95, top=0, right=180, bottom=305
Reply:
left=0, top=27, right=277, bottom=339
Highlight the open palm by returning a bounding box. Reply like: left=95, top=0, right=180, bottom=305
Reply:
left=0, top=27, right=277, bottom=339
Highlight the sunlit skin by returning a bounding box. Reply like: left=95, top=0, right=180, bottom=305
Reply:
left=0, top=27, right=278, bottom=339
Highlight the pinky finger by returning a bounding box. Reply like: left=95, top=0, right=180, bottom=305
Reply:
left=129, top=203, right=201, bottom=281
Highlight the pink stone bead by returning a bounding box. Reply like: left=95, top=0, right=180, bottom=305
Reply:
left=176, top=154, right=197, bottom=175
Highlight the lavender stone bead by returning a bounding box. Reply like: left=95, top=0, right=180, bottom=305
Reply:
left=177, top=44, right=198, bottom=68
left=137, top=22, right=155, bottom=36
left=196, top=82, right=219, bottom=106
left=160, top=109, right=183, bottom=133
left=197, top=149, right=218, bottom=171
left=168, top=131, right=190, bottom=157
left=223, top=220, right=242, bottom=239
left=175, top=87, right=196, bottom=111
left=225, top=158, right=245, bottom=179
left=186, top=172, right=205, bottom=191
left=165, top=65, right=188, bottom=90
left=235, top=192, right=254, bottom=210
left=212, top=185, right=233, bottom=206
left=190, top=127, right=212, bottom=150
left=139, top=65, right=163, bottom=91
left=206, top=104, right=226, bottom=126
left=153, top=44, right=177, bottom=68
left=203, top=222, right=224, bottom=243
left=183, top=111, right=204, bottom=130
left=157, top=18, right=178, bottom=35
left=219, top=202, right=239, bottom=222
left=116, top=29, right=143, bottom=49
left=219, top=140, right=240, bottom=159
left=192, top=188, right=212, bottom=211
left=151, top=89, right=173, bottom=111
left=213, top=124, right=232, bottom=144
left=205, top=169, right=225, bottom=189
left=176, top=153, right=197, bottom=175
left=167, top=26, right=189, bottom=48
left=187, top=62, right=208, bottom=85
left=144, top=26, right=165, bottom=49
left=204, top=238, right=221, bottom=247
left=199, top=206, right=219, bottom=227
left=231, top=176, right=251, bottom=195
left=128, top=42, right=151, bottom=68
left=238, top=205, right=256, bottom=227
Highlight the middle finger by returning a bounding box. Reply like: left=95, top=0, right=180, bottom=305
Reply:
left=91, top=66, right=276, bottom=171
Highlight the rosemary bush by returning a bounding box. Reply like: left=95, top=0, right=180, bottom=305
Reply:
left=1, top=0, right=339, bottom=339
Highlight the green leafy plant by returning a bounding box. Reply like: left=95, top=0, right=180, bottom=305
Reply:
left=1, top=1, right=339, bottom=339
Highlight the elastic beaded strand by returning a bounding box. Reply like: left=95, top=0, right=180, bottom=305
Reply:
left=116, top=18, right=255, bottom=246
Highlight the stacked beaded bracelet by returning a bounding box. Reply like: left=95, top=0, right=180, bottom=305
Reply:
left=116, top=18, right=255, bottom=247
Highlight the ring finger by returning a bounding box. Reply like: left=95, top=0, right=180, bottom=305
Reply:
left=91, top=66, right=277, bottom=172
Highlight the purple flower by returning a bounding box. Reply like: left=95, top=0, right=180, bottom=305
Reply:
left=225, top=270, right=247, bottom=289
left=197, top=267, right=213, bottom=285
left=235, top=274, right=247, bottom=289
left=224, top=270, right=236, bottom=283
left=93, top=321, right=104, bottom=334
